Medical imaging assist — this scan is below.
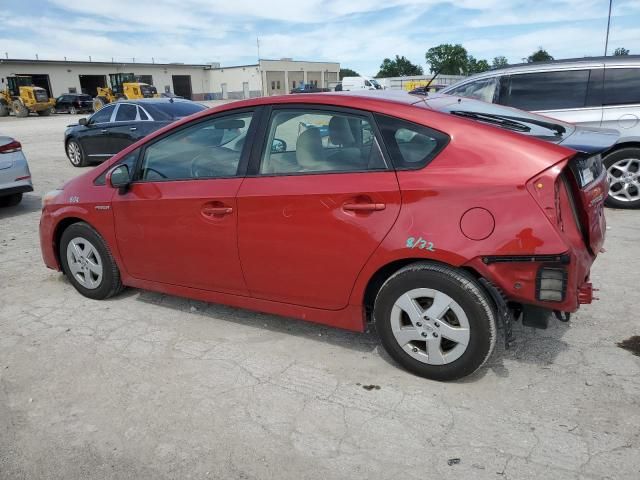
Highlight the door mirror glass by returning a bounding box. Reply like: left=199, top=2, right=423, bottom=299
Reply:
left=79, top=117, right=88, bottom=126
left=271, top=138, right=287, bottom=154
left=108, top=164, right=130, bottom=188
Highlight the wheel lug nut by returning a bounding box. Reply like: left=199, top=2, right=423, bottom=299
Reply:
left=421, top=332, right=428, bottom=337
left=412, top=347, right=418, bottom=353
left=433, top=333, right=439, bottom=338
left=416, top=322, right=422, bottom=327
left=434, top=322, right=440, bottom=328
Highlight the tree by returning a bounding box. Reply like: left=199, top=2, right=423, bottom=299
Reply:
left=527, top=48, right=554, bottom=63
left=467, top=56, right=490, bottom=74
left=492, top=56, right=509, bottom=69
left=614, top=47, right=630, bottom=56
left=376, top=55, right=423, bottom=78
left=339, top=68, right=359, bottom=79
left=425, top=44, right=469, bottom=75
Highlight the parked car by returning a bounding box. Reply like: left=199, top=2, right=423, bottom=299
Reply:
left=440, top=55, right=640, bottom=208
left=64, top=98, right=207, bottom=167
left=290, top=82, right=330, bottom=94
left=54, top=93, right=94, bottom=114
left=341, top=76, right=383, bottom=91
left=41, top=91, right=612, bottom=380
left=0, top=135, right=33, bottom=206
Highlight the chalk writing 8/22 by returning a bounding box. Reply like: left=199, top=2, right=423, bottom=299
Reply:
left=406, top=237, right=435, bottom=252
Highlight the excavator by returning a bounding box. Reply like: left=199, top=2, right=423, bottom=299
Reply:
left=0, top=75, right=55, bottom=117
left=93, top=73, right=158, bottom=110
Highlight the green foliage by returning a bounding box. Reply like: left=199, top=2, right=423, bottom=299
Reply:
left=527, top=48, right=554, bottom=63
left=339, top=68, right=359, bottom=79
left=467, top=56, right=490, bottom=74
left=613, top=47, right=630, bottom=56
left=425, top=43, right=470, bottom=75
left=492, top=56, right=509, bottom=69
left=376, top=55, right=424, bottom=78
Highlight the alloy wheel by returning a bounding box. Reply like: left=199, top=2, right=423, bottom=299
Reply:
left=607, top=157, right=640, bottom=203
left=66, top=237, right=103, bottom=289
left=67, top=141, right=81, bottom=166
left=390, top=288, right=470, bottom=365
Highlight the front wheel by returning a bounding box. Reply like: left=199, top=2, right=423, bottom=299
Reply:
left=69, top=105, right=77, bottom=115
left=374, top=262, right=497, bottom=381
left=604, top=148, right=640, bottom=209
left=59, top=222, right=123, bottom=300
left=66, top=139, right=87, bottom=167
left=12, top=99, right=29, bottom=117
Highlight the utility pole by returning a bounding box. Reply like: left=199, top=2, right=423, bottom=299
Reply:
left=604, top=0, right=613, bottom=56
left=256, top=37, right=260, bottom=61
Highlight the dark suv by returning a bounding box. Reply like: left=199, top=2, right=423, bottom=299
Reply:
left=55, top=93, right=94, bottom=114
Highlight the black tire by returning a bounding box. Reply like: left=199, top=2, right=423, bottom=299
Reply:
left=603, top=147, right=640, bottom=209
left=59, top=222, right=123, bottom=300
left=37, top=107, right=52, bottom=116
left=0, top=100, right=8, bottom=117
left=12, top=100, right=29, bottom=118
left=0, top=193, right=22, bottom=207
left=69, top=105, right=77, bottom=115
left=374, top=262, right=497, bottom=381
left=66, top=139, right=88, bottom=167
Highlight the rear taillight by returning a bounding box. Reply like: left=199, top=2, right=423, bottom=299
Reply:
left=0, top=140, right=21, bottom=153
left=527, top=161, right=566, bottom=227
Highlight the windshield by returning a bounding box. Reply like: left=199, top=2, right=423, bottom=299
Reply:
left=146, top=102, right=207, bottom=120
left=424, top=94, right=575, bottom=141
left=370, top=79, right=381, bottom=89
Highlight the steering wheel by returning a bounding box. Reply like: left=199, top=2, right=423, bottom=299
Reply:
left=143, top=167, right=168, bottom=180
left=191, top=152, right=218, bottom=178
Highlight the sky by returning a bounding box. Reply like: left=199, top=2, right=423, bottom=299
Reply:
left=1, top=0, right=639, bottom=76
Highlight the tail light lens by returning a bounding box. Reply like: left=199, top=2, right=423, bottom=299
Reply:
left=527, top=161, right=566, bottom=226
left=0, top=140, right=22, bottom=154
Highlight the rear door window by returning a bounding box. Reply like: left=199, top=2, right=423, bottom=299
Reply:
left=374, top=115, right=449, bottom=170
left=502, top=70, right=590, bottom=110
left=603, top=68, right=640, bottom=106
left=115, top=103, right=138, bottom=122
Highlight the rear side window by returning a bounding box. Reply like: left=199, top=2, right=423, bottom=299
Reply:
left=502, top=70, right=590, bottom=110
left=447, top=77, right=498, bottom=103
left=148, top=102, right=207, bottom=120
left=115, top=104, right=137, bottom=122
left=603, top=68, right=640, bottom=106
left=374, top=115, right=449, bottom=170
left=90, top=105, right=115, bottom=124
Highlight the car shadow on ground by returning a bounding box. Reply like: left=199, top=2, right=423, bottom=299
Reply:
left=132, top=287, right=572, bottom=379
left=0, top=193, right=41, bottom=220
left=133, top=289, right=380, bottom=354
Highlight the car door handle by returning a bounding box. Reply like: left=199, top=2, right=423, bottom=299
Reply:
left=100, top=129, right=108, bottom=133
left=130, top=127, right=137, bottom=131
left=343, top=202, right=386, bottom=212
left=202, top=206, right=233, bottom=216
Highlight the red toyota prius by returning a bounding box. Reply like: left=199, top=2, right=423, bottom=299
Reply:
left=40, top=91, right=616, bottom=380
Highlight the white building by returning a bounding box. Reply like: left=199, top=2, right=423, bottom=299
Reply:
left=0, top=58, right=340, bottom=100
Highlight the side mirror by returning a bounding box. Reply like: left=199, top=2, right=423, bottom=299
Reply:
left=271, top=138, right=287, bottom=154
left=79, top=117, right=88, bottom=126
left=106, top=164, right=130, bottom=192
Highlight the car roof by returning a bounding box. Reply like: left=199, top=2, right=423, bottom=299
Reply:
left=117, top=98, right=195, bottom=105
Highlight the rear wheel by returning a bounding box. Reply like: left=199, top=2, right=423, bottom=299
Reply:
left=0, top=100, right=8, bottom=117
left=59, top=222, right=123, bottom=300
left=66, top=139, right=87, bottom=167
left=11, top=99, right=29, bottom=117
left=0, top=193, right=22, bottom=207
left=374, top=262, right=496, bottom=381
left=93, top=96, right=107, bottom=111
left=37, top=107, right=53, bottom=116
left=604, top=148, right=640, bottom=209
left=69, top=105, right=77, bottom=115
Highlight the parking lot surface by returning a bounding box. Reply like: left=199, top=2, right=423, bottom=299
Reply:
left=1, top=111, right=639, bottom=480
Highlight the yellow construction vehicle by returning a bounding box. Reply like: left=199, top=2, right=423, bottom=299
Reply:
left=93, top=73, right=158, bottom=110
left=0, top=75, right=55, bottom=117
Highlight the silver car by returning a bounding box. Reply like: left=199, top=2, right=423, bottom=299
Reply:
left=0, top=135, right=33, bottom=206
left=440, top=56, right=640, bottom=208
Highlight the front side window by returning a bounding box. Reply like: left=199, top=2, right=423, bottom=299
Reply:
left=90, top=105, right=115, bottom=124
left=115, top=104, right=137, bottom=122
left=260, top=109, right=386, bottom=175
left=447, top=77, right=498, bottom=103
left=502, top=70, right=590, bottom=111
left=604, top=68, right=640, bottom=106
left=375, top=114, right=449, bottom=170
left=94, top=149, right=140, bottom=186
left=140, top=112, right=253, bottom=181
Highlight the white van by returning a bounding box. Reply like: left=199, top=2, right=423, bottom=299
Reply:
left=341, top=76, right=382, bottom=91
